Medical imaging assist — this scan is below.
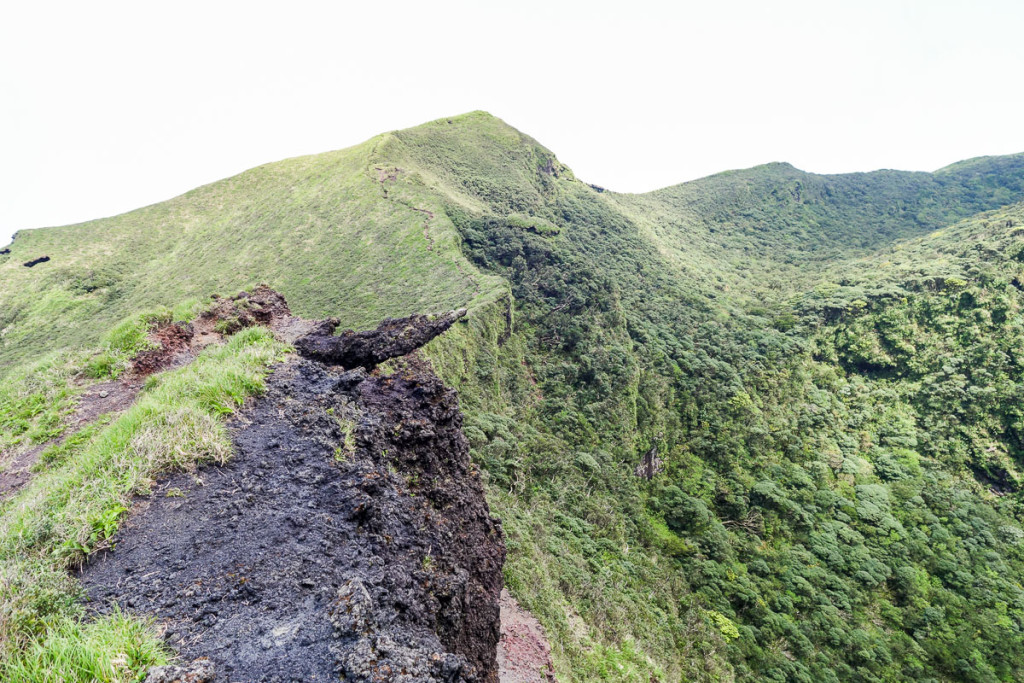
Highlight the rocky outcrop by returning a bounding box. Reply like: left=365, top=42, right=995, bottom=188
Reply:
left=81, top=299, right=504, bottom=682
left=294, top=308, right=467, bottom=371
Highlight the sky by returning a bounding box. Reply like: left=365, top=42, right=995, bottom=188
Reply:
left=2, top=0, right=1024, bottom=245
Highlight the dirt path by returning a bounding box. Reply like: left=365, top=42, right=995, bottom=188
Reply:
left=0, top=379, right=141, bottom=501
left=0, top=444, right=48, bottom=500
left=1, top=286, right=298, bottom=503
left=369, top=160, right=482, bottom=298
left=411, top=206, right=436, bottom=252
left=497, top=590, right=557, bottom=682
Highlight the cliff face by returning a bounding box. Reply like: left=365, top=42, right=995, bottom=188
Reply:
left=81, top=298, right=505, bottom=682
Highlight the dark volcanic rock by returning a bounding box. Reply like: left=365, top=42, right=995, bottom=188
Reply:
left=81, top=352, right=504, bottom=682
left=294, top=309, right=467, bottom=371
left=144, top=658, right=216, bottom=683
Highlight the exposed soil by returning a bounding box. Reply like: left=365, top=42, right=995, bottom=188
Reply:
left=497, top=591, right=556, bottom=683
left=0, top=381, right=141, bottom=501
left=132, top=323, right=196, bottom=376
left=133, top=285, right=299, bottom=376
left=0, top=444, right=45, bottom=499
left=198, top=286, right=293, bottom=336
left=81, top=308, right=505, bottom=682
left=1, top=287, right=298, bottom=503
left=73, top=380, right=141, bottom=424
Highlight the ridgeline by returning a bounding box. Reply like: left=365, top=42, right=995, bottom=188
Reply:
left=3, top=111, right=1024, bottom=681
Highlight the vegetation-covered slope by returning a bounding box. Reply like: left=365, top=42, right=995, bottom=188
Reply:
left=0, top=134, right=502, bottom=369
left=4, top=111, right=1024, bottom=681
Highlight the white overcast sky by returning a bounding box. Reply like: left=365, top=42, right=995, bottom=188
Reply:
left=2, top=0, right=1023, bottom=245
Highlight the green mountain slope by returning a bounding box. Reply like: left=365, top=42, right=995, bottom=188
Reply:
left=4, top=111, right=1024, bottom=681
left=609, top=153, right=1024, bottom=303
left=0, top=132, right=503, bottom=369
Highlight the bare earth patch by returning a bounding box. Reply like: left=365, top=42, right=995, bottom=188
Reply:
left=0, top=380, right=141, bottom=501
left=498, top=590, right=556, bottom=682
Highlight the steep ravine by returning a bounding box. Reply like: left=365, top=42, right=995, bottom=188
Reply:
left=80, top=300, right=506, bottom=682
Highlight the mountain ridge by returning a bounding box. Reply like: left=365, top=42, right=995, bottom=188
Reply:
left=5, top=112, right=1024, bottom=681
left=10, top=110, right=1023, bottom=245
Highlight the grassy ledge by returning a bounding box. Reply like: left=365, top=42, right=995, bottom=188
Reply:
left=0, top=323, right=289, bottom=681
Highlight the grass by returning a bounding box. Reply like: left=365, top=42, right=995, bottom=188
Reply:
left=0, top=355, right=82, bottom=456
left=0, top=322, right=288, bottom=674
left=1, top=611, right=171, bottom=683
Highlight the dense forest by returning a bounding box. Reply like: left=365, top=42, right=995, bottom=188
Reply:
left=3, top=112, right=1024, bottom=681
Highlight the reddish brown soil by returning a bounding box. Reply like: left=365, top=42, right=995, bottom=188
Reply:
left=130, top=285, right=307, bottom=377
left=1, top=286, right=300, bottom=502
left=131, top=323, right=194, bottom=376
left=497, top=590, right=556, bottom=682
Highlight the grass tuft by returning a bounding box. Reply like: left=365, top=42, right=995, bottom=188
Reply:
left=1, top=610, right=170, bottom=682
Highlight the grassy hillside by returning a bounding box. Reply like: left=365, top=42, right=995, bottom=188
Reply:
left=0, top=133, right=503, bottom=371
left=4, top=111, right=1024, bottom=681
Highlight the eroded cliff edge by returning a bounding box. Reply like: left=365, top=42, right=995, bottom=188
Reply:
left=81, top=291, right=506, bottom=682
